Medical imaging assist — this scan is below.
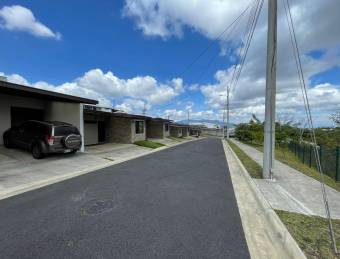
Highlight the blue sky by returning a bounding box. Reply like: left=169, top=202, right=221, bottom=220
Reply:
left=1, top=0, right=340, bottom=126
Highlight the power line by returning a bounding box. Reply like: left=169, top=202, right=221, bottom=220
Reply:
left=283, top=0, right=338, bottom=254
left=160, top=1, right=257, bottom=111
left=177, top=0, right=257, bottom=79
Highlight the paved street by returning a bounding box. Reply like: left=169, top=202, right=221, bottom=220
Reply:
left=0, top=138, right=249, bottom=259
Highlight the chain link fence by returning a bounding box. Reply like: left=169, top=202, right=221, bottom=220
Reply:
left=288, top=142, right=340, bottom=182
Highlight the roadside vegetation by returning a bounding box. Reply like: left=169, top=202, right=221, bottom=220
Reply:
left=134, top=140, right=165, bottom=149
left=276, top=210, right=340, bottom=259
left=235, top=114, right=340, bottom=192
left=227, top=140, right=263, bottom=179
left=167, top=136, right=185, bottom=142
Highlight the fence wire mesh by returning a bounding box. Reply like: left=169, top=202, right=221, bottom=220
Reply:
left=288, top=142, right=340, bottom=182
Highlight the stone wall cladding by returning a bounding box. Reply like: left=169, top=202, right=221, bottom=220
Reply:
left=170, top=126, right=182, bottom=138
left=109, top=117, right=132, bottom=143
left=147, top=121, right=165, bottom=139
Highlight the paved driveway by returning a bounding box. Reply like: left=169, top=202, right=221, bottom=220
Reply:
left=0, top=138, right=249, bottom=259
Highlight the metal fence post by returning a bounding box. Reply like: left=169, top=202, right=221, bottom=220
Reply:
left=309, top=145, right=312, bottom=168
left=336, top=146, right=340, bottom=182
left=302, top=145, right=305, bottom=164
left=319, top=145, right=322, bottom=169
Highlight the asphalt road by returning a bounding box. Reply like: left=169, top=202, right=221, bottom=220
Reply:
left=0, top=138, right=250, bottom=259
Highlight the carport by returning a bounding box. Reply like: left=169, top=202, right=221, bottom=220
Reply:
left=83, top=105, right=117, bottom=146
left=0, top=79, right=98, bottom=151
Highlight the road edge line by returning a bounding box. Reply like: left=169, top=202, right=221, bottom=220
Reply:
left=222, top=139, right=306, bottom=259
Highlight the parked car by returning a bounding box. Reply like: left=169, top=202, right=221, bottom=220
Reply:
left=3, top=120, right=82, bottom=159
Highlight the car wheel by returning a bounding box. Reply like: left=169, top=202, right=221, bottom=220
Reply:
left=32, top=144, right=44, bottom=159
left=3, top=136, right=12, bottom=148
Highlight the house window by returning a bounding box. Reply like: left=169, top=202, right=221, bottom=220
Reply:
left=165, top=123, right=169, bottom=132
left=135, top=120, right=144, bottom=134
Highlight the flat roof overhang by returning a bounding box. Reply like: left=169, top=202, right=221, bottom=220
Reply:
left=170, top=124, right=190, bottom=128
left=112, top=112, right=151, bottom=120
left=0, top=80, right=98, bottom=104
left=149, top=118, right=172, bottom=123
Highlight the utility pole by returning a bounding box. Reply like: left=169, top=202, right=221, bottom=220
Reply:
left=187, top=110, right=190, bottom=125
left=263, top=0, right=277, bottom=179
left=226, top=88, right=230, bottom=139
left=142, top=103, right=147, bottom=115
left=222, top=108, right=226, bottom=138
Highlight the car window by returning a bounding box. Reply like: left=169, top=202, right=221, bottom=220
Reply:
left=54, top=126, right=80, bottom=136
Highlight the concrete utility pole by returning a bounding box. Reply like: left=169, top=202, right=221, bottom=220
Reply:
left=187, top=110, right=190, bottom=125
left=226, top=89, right=230, bottom=139
left=142, top=103, right=147, bottom=115
left=263, top=0, right=277, bottom=179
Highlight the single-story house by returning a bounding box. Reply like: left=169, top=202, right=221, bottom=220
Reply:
left=190, top=126, right=201, bottom=137
left=146, top=118, right=171, bottom=139
left=109, top=113, right=150, bottom=144
left=0, top=79, right=98, bottom=152
left=169, top=124, right=190, bottom=138
left=83, top=105, right=151, bottom=145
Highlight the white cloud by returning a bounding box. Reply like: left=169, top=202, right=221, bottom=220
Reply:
left=0, top=5, right=61, bottom=40
left=0, top=69, right=185, bottom=113
left=75, top=69, right=184, bottom=105
left=123, top=0, right=250, bottom=40
left=115, top=99, right=150, bottom=114
left=164, top=108, right=217, bottom=122
left=123, top=0, right=340, bottom=126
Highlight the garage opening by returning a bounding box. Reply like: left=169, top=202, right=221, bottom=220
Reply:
left=11, top=107, right=44, bottom=127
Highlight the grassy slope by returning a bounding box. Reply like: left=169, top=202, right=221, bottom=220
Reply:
left=276, top=210, right=340, bottom=259
left=244, top=142, right=340, bottom=192
left=227, top=140, right=263, bottom=179
left=134, top=140, right=165, bottom=149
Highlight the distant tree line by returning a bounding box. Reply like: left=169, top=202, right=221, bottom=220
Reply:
left=235, top=114, right=340, bottom=148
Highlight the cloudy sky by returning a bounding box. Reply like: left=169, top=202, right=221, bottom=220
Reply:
left=0, top=0, right=339, bottom=126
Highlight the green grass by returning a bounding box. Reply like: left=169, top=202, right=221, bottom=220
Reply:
left=227, top=140, right=263, bottom=179
left=276, top=210, right=340, bottom=259
left=243, top=141, right=340, bottom=192
left=166, top=136, right=184, bottom=142
left=134, top=140, right=165, bottom=149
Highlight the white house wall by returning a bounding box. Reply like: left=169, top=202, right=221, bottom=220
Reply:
left=45, top=101, right=84, bottom=151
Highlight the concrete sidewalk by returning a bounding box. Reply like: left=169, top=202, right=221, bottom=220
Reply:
left=231, top=139, right=340, bottom=219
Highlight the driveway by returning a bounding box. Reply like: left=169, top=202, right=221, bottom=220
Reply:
left=0, top=138, right=249, bottom=259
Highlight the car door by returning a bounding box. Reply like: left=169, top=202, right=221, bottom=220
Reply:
left=10, top=123, right=26, bottom=148
left=22, top=121, right=36, bottom=149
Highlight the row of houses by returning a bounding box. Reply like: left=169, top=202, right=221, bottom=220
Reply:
left=0, top=79, right=192, bottom=152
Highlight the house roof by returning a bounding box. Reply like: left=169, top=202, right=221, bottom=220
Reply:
left=170, top=123, right=190, bottom=128
left=150, top=117, right=172, bottom=122
left=112, top=112, right=151, bottom=120
left=0, top=80, right=98, bottom=104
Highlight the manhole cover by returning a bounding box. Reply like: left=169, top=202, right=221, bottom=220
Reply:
left=80, top=199, right=114, bottom=216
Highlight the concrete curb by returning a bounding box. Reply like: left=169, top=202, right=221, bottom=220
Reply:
left=0, top=137, right=203, bottom=201
left=222, top=140, right=306, bottom=259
